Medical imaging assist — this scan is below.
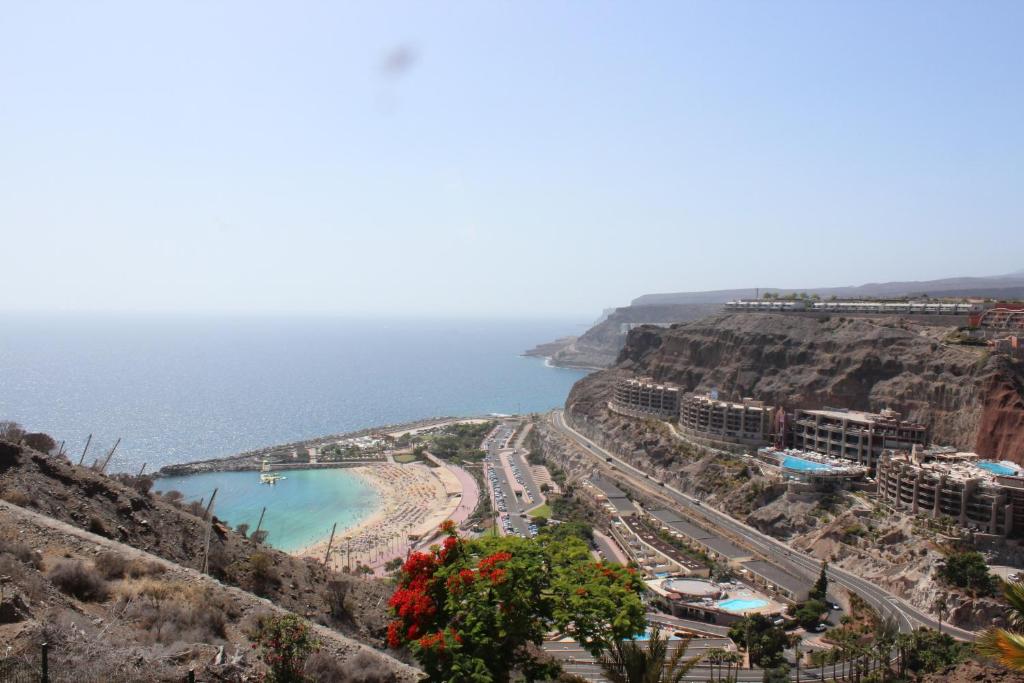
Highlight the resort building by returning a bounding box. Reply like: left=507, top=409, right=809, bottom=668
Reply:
left=755, top=447, right=868, bottom=487
left=791, top=408, right=928, bottom=471
left=725, top=300, right=983, bottom=316
left=973, top=304, right=1024, bottom=333
left=581, top=476, right=637, bottom=517
left=615, top=515, right=710, bottom=578
left=610, top=377, right=681, bottom=420
left=678, top=393, right=776, bottom=447
left=875, top=448, right=1024, bottom=538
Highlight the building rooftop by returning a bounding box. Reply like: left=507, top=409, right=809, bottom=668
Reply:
left=623, top=377, right=680, bottom=392
left=588, top=476, right=629, bottom=500
left=741, top=560, right=811, bottom=597
left=686, top=392, right=770, bottom=411
left=648, top=508, right=685, bottom=525
left=885, top=450, right=1024, bottom=485
left=702, top=536, right=752, bottom=560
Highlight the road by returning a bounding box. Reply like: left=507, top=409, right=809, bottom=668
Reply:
left=550, top=410, right=977, bottom=642
left=485, top=423, right=530, bottom=536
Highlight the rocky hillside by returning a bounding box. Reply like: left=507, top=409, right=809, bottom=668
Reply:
left=0, top=442, right=406, bottom=658
left=0, top=498, right=416, bottom=681
left=524, top=303, right=719, bottom=368
left=569, top=312, right=1024, bottom=461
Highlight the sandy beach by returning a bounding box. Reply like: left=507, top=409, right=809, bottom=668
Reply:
left=295, top=461, right=474, bottom=574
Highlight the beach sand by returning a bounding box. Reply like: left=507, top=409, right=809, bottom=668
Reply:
left=294, top=461, right=474, bottom=574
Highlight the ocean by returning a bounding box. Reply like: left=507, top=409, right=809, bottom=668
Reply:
left=153, top=469, right=379, bottom=553
left=0, top=314, right=589, bottom=473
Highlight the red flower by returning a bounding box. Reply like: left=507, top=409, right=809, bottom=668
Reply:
left=489, top=568, right=506, bottom=585
left=440, top=519, right=457, bottom=534
left=387, top=621, right=402, bottom=648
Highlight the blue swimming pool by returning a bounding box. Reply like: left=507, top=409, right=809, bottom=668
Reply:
left=782, top=456, right=833, bottom=472
left=978, top=461, right=1020, bottom=476
left=717, top=598, right=768, bottom=612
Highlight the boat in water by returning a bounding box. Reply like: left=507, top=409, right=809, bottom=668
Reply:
left=259, top=459, right=286, bottom=485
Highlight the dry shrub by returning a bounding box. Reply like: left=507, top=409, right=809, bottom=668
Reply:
left=248, top=552, right=278, bottom=595
left=0, top=489, right=31, bottom=507
left=0, top=538, right=43, bottom=570
left=88, top=515, right=110, bottom=537
left=121, top=580, right=233, bottom=645
left=94, top=550, right=129, bottom=579
left=49, top=560, right=109, bottom=601
left=304, top=650, right=399, bottom=683
left=127, top=557, right=165, bottom=578
left=0, top=555, right=49, bottom=603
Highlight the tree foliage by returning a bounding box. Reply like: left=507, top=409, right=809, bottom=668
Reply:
left=387, top=520, right=645, bottom=682
left=728, top=614, right=788, bottom=667
left=937, top=551, right=997, bottom=596
left=597, top=629, right=702, bottom=683
left=980, top=579, right=1024, bottom=670
left=251, top=613, right=320, bottom=683
left=810, top=561, right=828, bottom=601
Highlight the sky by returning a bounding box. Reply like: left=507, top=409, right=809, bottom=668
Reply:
left=1, top=1, right=1022, bottom=317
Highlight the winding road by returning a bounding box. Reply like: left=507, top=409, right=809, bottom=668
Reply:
left=550, top=410, right=977, bottom=643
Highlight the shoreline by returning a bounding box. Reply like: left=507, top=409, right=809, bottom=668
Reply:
left=292, top=461, right=473, bottom=574
left=156, top=415, right=497, bottom=477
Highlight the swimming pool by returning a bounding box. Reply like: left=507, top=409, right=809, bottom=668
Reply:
left=782, top=456, right=832, bottom=472
left=717, top=598, right=768, bottom=612
left=978, top=461, right=1020, bottom=476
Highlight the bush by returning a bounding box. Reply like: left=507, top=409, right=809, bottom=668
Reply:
left=937, top=551, right=998, bottom=596
left=0, top=539, right=43, bottom=570
left=0, top=489, right=31, bottom=507
left=127, top=558, right=166, bottom=579
left=22, top=433, right=57, bottom=454
left=251, top=613, right=320, bottom=683
left=304, top=650, right=397, bottom=682
left=94, top=551, right=130, bottom=579
left=249, top=552, right=278, bottom=594
left=87, top=516, right=110, bottom=537
left=121, top=582, right=230, bottom=644
left=49, top=561, right=109, bottom=601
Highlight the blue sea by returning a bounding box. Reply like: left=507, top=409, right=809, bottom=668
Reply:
left=153, top=469, right=379, bottom=552
left=0, top=315, right=589, bottom=474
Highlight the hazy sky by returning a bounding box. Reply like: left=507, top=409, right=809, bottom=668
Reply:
left=2, top=2, right=1022, bottom=317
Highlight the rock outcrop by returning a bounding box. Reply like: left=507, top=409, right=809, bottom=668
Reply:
left=524, top=303, right=720, bottom=369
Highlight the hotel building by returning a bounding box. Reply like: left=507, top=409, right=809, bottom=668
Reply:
left=875, top=448, right=1024, bottom=537
left=791, top=408, right=928, bottom=471
left=610, top=377, right=681, bottom=420
left=678, top=393, right=776, bottom=446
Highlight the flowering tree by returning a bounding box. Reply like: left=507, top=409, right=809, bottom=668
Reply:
left=388, top=521, right=646, bottom=682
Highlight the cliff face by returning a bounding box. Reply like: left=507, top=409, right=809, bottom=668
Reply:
left=525, top=303, right=720, bottom=368
left=568, top=312, right=1024, bottom=462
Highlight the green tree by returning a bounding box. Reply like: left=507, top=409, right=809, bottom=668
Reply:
left=597, top=629, right=703, bottom=683
left=791, top=599, right=828, bottom=630
left=979, top=579, right=1024, bottom=669
left=251, top=613, right=320, bottom=683
left=387, top=521, right=645, bottom=682
left=810, top=561, right=829, bottom=601
left=936, top=551, right=997, bottom=596
left=729, top=615, right=788, bottom=667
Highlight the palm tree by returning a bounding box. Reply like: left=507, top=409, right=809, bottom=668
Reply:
left=597, top=628, right=704, bottom=683
left=979, top=579, right=1024, bottom=670
left=871, top=617, right=899, bottom=681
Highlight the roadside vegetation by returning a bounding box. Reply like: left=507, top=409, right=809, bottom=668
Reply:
left=386, top=521, right=645, bottom=681
left=936, top=550, right=999, bottom=597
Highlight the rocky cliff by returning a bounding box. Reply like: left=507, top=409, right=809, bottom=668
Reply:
left=524, top=303, right=720, bottom=368
left=568, top=312, right=1024, bottom=462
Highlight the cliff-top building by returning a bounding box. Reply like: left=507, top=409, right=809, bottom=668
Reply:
left=678, top=393, right=776, bottom=446
left=610, top=377, right=681, bottom=420
left=876, top=448, right=1024, bottom=537
left=791, top=408, right=928, bottom=471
